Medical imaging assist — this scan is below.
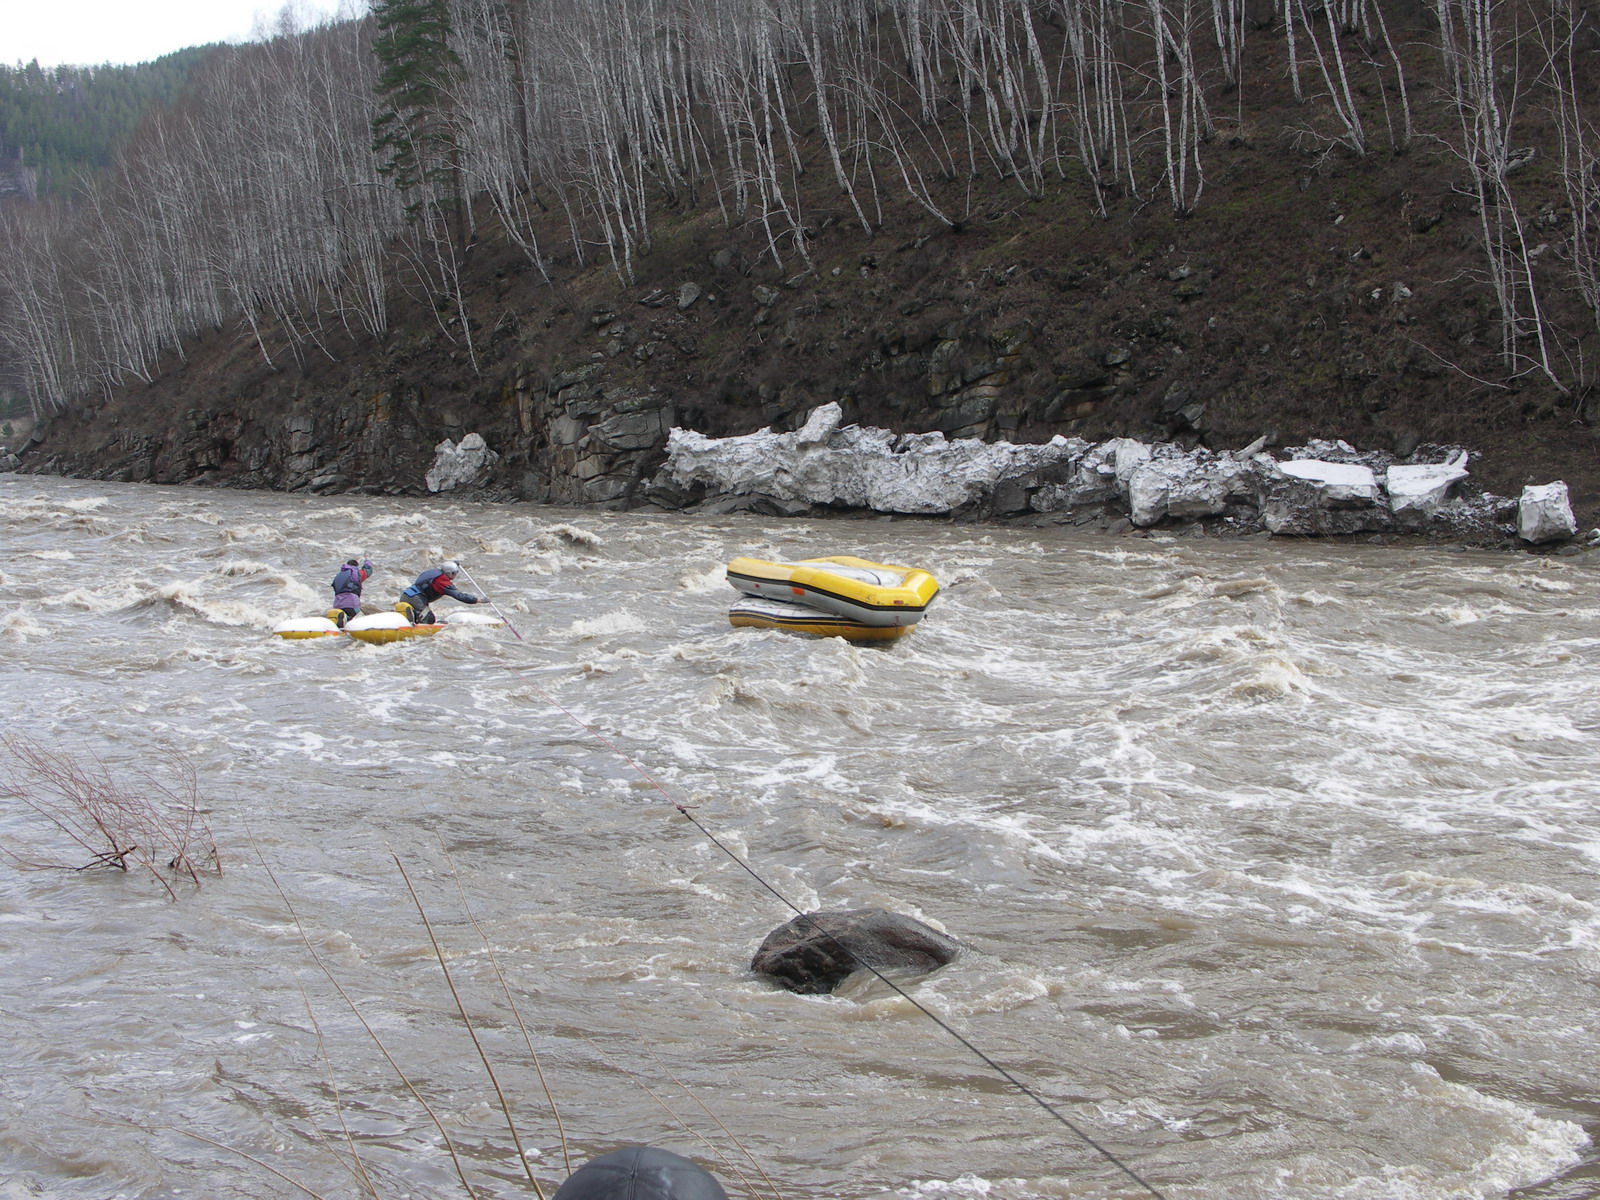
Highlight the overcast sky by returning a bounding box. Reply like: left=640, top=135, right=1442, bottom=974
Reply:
left=3, top=0, right=360, bottom=69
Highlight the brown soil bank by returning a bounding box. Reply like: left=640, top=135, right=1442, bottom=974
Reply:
left=9, top=9, right=1600, bottom=533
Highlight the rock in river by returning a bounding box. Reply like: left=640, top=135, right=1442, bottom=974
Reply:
left=751, top=908, right=962, bottom=994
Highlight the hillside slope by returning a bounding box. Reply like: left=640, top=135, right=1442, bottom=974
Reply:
left=9, top=4, right=1600, bottom=530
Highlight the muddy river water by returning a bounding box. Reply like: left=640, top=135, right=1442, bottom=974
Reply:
left=2, top=475, right=1598, bottom=1200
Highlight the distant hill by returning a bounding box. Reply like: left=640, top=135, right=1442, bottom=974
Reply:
left=0, top=46, right=221, bottom=199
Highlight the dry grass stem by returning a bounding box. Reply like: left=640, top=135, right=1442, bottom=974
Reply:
left=395, top=853, right=548, bottom=1200
left=253, top=845, right=484, bottom=1199
left=297, top=986, right=385, bottom=1200
left=439, top=841, right=573, bottom=1176
left=640, top=1044, right=787, bottom=1200
left=107, top=1116, right=336, bottom=1200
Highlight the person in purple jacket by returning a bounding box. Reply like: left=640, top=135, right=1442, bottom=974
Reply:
left=330, top=557, right=374, bottom=626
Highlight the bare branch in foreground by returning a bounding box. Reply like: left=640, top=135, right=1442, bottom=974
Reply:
left=0, top=734, right=221, bottom=899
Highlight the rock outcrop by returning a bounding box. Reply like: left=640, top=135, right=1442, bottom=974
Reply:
left=648, top=405, right=1564, bottom=544
left=426, top=432, right=499, bottom=492
left=6, top=365, right=1580, bottom=548
left=661, top=402, right=1079, bottom=514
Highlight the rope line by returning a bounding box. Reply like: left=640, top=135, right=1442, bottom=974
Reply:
left=449, top=626, right=1172, bottom=1200
left=460, top=567, right=526, bottom=641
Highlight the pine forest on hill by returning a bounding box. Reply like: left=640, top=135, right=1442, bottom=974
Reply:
left=1, top=0, right=1599, bottom=514
left=0, top=47, right=223, bottom=200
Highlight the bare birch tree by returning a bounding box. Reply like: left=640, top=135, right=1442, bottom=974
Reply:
left=1434, top=0, right=1563, bottom=389
left=1541, top=1, right=1600, bottom=351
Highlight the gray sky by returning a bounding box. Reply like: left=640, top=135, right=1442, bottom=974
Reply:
left=3, top=0, right=358, bottom=69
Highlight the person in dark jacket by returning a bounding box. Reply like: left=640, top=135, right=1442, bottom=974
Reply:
left=396, top=559, right=481, bottom=624
left=329, top=557, right=374, bottom=627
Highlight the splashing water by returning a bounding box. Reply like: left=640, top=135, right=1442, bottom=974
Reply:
left=0, top=476, right=1596, bottom=1200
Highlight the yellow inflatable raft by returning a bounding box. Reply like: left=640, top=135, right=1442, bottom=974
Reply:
left=271, top=617, right=346, bottom=640
left=270, top=613, right=445, bottom=643
left=272, top=610, right=503, bottom=644
left=729, top=595, right=915, bottom=641
left=344, top=612, right=445, bottom=644
left=725, top=555, right=939, bottom=627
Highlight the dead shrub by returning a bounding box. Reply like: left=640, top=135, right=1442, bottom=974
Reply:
left=0, top=734, right=221, bottom=899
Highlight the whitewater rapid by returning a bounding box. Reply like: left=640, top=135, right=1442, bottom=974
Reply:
left=1, top=475, right=1597, bottom=1200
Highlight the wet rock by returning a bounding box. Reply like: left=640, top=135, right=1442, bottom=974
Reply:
left=1258, top=468, right=1377, bottom=536
left=286, top=412, right=316, bottom=455
left=1030, top=443, right=1118, bottom=511
left=550, top=412, right=590, bottom=446
left=987, top=476, right=1033, bottom=516
left=690, top=492, right=811, bottom=517
left=751, top=908, right=962, bottom=995
left=589, top=406, right=675, bottom=453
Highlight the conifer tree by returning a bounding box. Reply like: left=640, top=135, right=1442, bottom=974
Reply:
left=370, top=0, right=466, bottom=241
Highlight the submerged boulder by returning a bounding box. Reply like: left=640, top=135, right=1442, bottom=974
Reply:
left=552, top=1147, right=727, bottom=1200
left=751, top=908, right=961, bottom=994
